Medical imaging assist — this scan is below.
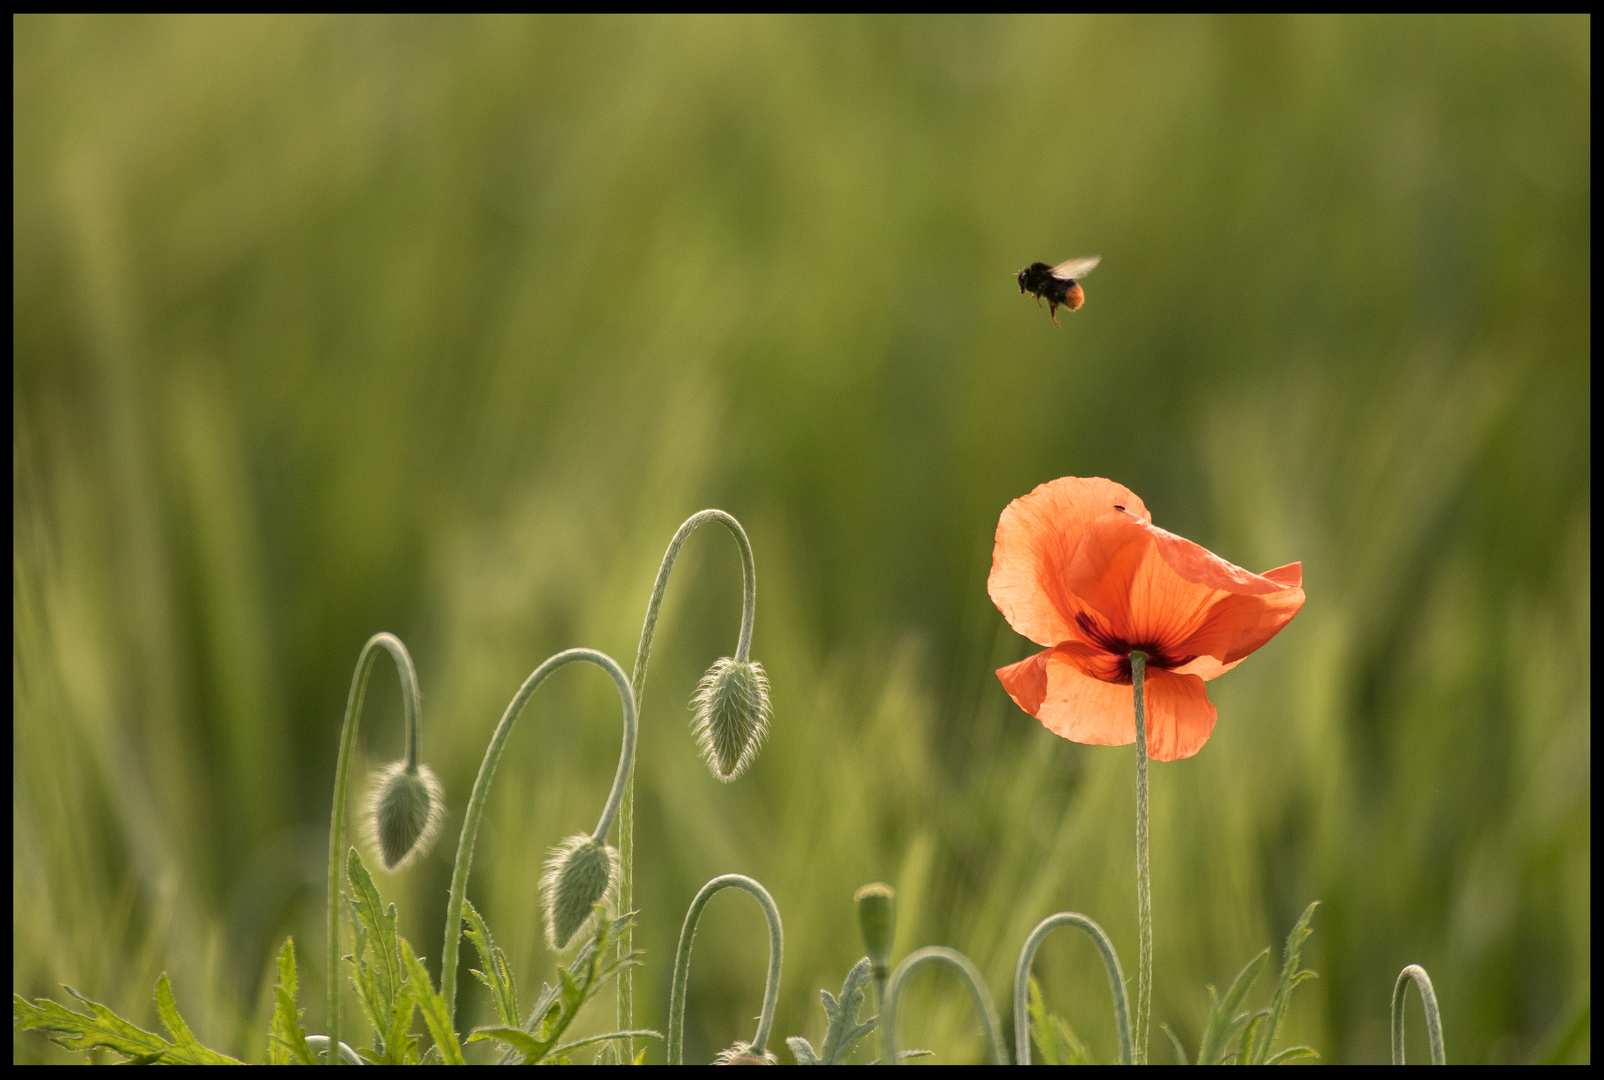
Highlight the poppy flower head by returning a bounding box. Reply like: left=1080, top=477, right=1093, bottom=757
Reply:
left=989, top=478, right=1304, bottom=761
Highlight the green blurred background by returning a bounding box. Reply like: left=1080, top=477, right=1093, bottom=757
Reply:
left=13, top=14, right=1589, bottom=1065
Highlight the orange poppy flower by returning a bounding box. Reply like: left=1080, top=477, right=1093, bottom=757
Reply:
left=989, top=477, right=1304, bottom=761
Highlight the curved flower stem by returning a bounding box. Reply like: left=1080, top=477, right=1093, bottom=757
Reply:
left=882, top=946, right=1006, bottom=1065
left=1131, top=649, right=1151, bottom=1065
left=667, top=873, right=783, bottom=1064
left=1391, top=964, right=1446, bottom=1065
left=440, top=647, right=636, bottom=1022
left=326, top=632, right=421, bottom=1065
left=623, top=510, right=757, bottom=1049
left=1012, top=912, right=1133, bottom=1065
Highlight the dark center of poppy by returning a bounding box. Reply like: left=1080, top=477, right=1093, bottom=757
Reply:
left=1074, top=612, right=1193, bottom=681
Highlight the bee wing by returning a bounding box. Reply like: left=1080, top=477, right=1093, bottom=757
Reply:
left=1049, top=255, right=1101, bottom=280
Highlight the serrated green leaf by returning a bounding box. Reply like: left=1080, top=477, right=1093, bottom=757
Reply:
left=1250, top=902, right=1320, bottom=1064
left=485, top=909, right=644, bottom=1065
left=1161, top=1022, right=1190, bottom=1065
left=787, top=958, right=877, bottom=1065
left=788, top=1035, right=822, bottom=1064
left=400, top=940, right=465, bottom=1065
left=1052, top=1015, right=1089, bottom=1065
left=14, top=987, right=173, bottom=1061
left=818, top=959, right=875, bottom=1064
left=153, top=973, right=240, bottom=1064
left=270, top=939, right=316, bottom=1065
left=463, top=898, right=519, bottom=1028
left=468, top=1025, right=548, bottom=1061
left=1028, top=975, right=1061, bottom=1065
left=346, top=849, right=402, bottom=1022
left=1267, top=1044, right=1319, bottom=1064
left=382, top=985, right=420, bottom=1066
left=1023, top=973, right=1090, bottom=1065
left=1235, top=1008, right=1269, bottom=1064
left=1198, top=948, right=1269, bottom=1065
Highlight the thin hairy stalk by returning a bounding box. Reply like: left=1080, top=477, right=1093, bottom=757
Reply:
left=1132, top=649, right=1152, bottom=1064
left=326, top=633, right=421, bottom=1064
left=667, top=874, right=783, bottom=1064
left=881, top=946, right=1006, bottom=1065
left=624, top=510, right=758, bottom=1047
left=1012, top=912, right=1133, bottom=1065
left=440, top=648, right=636, bottom=1021
left=1391, top=964, right=1446, bottom=1065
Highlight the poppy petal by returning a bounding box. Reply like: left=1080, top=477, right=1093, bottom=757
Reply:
left=996, top=649, right=1051, bottom=716
left=1175, top=584, right=1306, bottom=665
left=988, top=478, right=1148, bottom=648
left=1064, top=514, right=1221, bottom=653
left=1033, top=650, right=1140, bottom=746
left=1143, top=668, right=1217, bottom=761
left=1050, top=638, right=1128, bottom=684
left=1173, top=654, right=1243, bottom=681
left=1067, top=514, right=1304, bottom=664
left=1144, top=523, right=1294, bottom=596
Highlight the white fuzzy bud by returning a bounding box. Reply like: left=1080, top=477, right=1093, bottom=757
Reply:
left=363, top=761, right=445, bottom=871
left=540, top=834, right=620, bottom=950
left=689, top=657, right=772, bottom=782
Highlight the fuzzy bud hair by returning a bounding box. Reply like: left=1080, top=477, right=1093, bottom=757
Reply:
left=714, top=1042, right=778, bottom=1065
left=690, top=657, right=772, bottom=782
left=540, top=834, right=620, bottom=950
left=363, top=760, right=445, bottom=871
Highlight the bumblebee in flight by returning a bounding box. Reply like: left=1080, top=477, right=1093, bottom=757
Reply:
left=1017, top=255, right=1101, bottom=326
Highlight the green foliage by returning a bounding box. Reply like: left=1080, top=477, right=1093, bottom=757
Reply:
left=400, top=939, right=466, bottom=1065
left=13, top=976, right=241, bottom=1064
left=1027, top=974, right=1091, bottom=1065
left=268, top=939, right=315, bottom=1065
left=345, top=847, right=420, bottom=1064
left=787, top=957, right=878, bottom=1064
left=1178, top=901, right=1321, bottom=1066
left=464, top=899, right=520, bottom=1029
left=469, top=907, right=656, bottom=1065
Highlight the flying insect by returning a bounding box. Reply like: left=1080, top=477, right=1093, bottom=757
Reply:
left=1017, top=255, right=1101, bottom=326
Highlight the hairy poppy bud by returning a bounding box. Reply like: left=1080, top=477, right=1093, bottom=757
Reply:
left=364, top=761, right=445, bottom=870
left=714, top=1042, right=777, bottom=1065
left=540, top=834, right=620, bottom=949
left=690, top=657, right=772, bottom=782
left=854, top=882, right=896, bottom=978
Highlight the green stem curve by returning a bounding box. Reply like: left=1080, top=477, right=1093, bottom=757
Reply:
left=881, top=946, right=1006, bottom=1065
left=623, top=510, right=758, bottom=1051
left=440, top=647, right=636, bottom=1021
left=326, top=632, right=421, bottom=1065
left=1012, top=912, right=1133, bottom=1065
left=667, top=873, right=784, bottom=1064
left=1391, top=964, right=1446, bottom=1065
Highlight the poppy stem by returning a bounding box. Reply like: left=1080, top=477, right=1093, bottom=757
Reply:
left=625, top=510, right=758, bottom=1059
left=1131, top=649, right=1151, bottom=1065
left=326, top=632, right=422, bottom=1064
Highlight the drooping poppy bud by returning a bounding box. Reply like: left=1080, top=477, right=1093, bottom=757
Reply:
left=364, top=760, right=445, bottom=870
left=690, top=657, right=772, bottom=782
left=540, top=834, right=620, bottom=949
left=854, top=882, right=897, bottom=978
